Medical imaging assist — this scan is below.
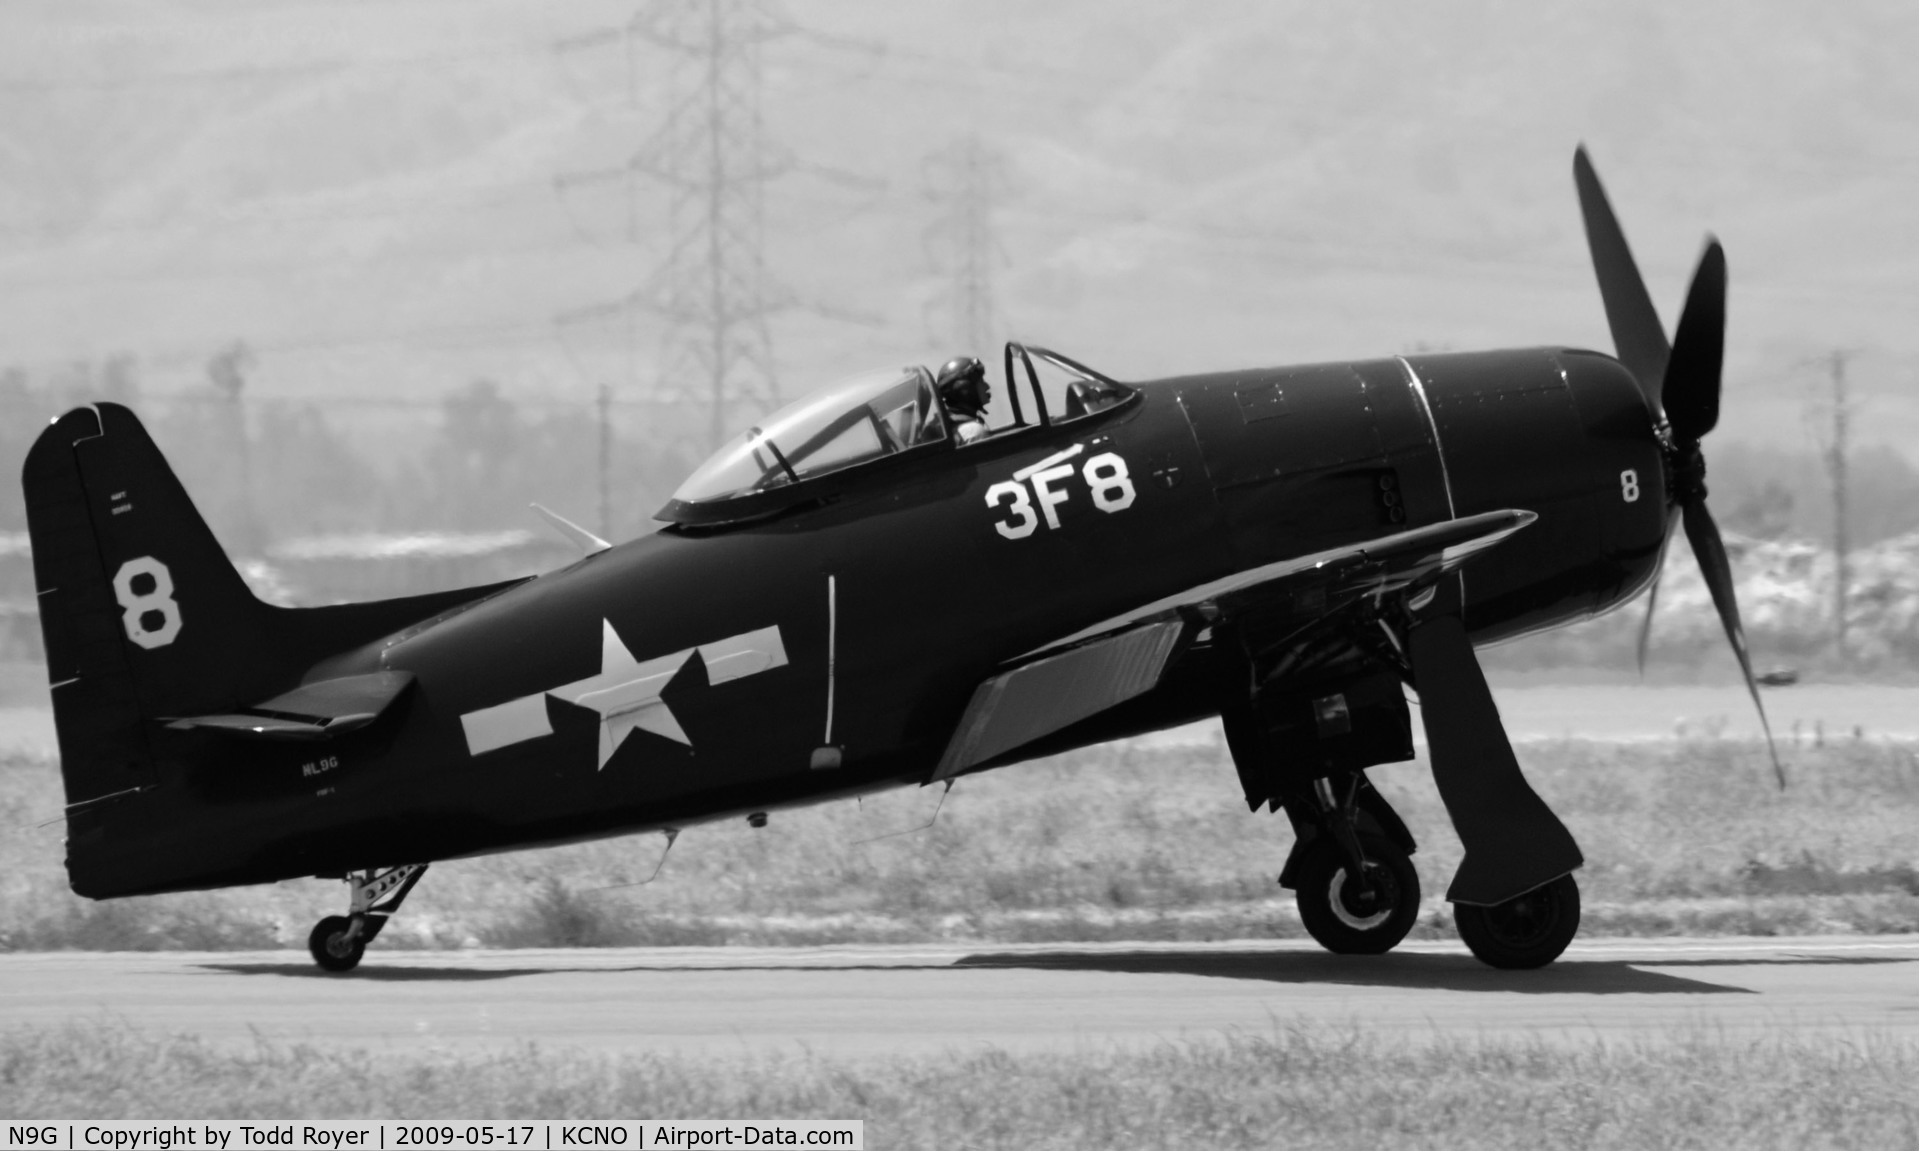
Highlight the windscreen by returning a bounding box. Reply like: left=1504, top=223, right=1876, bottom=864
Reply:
left=671, top=367, right=945, bottom=504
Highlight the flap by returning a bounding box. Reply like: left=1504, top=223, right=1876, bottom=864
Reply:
left=1021, top=509, right=1536, bottom=658
left=933, top=619, right=1184, bottom=781
left=165, top=670, right=415, bottom=741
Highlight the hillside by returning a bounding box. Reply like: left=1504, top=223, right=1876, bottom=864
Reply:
left=1493, top=528, right=1919, bottom=676
left=2, top=0, right=1917, bottom=463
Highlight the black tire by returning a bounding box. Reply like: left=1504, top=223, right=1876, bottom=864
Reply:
left=1295, top=833, right=1421, bottom=955
left=1453, top=873, right=1581, bottom=970
left=308, top=915, right=365, bottom=973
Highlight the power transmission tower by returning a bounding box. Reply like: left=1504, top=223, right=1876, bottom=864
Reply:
left=557, top=0, right=791, bottom=460
left=923, top=134, right=1003, bottom=355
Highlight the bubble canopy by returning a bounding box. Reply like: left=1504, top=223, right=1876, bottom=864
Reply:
left=658, top=347, right=1136, bottom=527
left=668, top=366, right=948, bottom=509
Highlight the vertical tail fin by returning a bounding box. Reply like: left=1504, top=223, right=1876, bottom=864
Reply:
left=26, top=404, right=530, bottom=897
left=24, top=403, right=514, bottom=822
left=24, top=404, right=279, bottom=808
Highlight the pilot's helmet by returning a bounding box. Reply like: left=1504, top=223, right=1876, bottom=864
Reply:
left=936, top=356, right=989, bottom=414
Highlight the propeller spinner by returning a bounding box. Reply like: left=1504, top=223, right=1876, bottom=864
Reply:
left=1572, top=146, right=1784, bottom=788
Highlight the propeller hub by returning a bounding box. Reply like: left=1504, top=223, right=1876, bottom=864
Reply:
left=1669, top=442, right=1708, bottom=506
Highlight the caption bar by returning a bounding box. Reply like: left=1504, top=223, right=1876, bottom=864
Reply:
left=3, top=1125, right=861, bottom=1151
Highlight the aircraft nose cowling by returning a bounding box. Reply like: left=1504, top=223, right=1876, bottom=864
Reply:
left=1558, top=347, right=1669, bottom=616
left=1398, top=347, right=1666, bottom=643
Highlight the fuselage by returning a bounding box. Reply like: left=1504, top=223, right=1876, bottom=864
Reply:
left=85, top=346, right=1668, bottom=896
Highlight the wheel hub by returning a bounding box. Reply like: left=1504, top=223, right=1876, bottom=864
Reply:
left=1483, top=890, right=1557, bottom=946
left=1328, top=865, right=1395, bottom=931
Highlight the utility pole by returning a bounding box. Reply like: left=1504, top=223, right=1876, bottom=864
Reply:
left=923, top=134, right=1001, bottom=355
left=597, top=380, right=612, bottom=540
left=206, top=341, right=260, bottom=555
left=557, top=0, right=789, bottom=459
left=1820, top=350, right=1853, bottom=665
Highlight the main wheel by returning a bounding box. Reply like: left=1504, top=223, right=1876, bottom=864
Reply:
left=1295, top=833, right=1421, bottom=955
left=1453, top=873, right=1581, bottom=969
left=308, top=915, right=366, bottom=973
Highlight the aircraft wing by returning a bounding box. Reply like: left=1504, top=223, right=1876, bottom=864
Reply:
left=932, top=509, right=1535, bottom=780
left=164, top=670, right=416, bottom=741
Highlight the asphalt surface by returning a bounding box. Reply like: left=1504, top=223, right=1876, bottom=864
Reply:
left=4, top=937, right=1917, bottom=1057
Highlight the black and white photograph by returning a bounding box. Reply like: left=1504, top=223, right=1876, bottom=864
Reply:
left=2, top=1, right=1917, bottom=1145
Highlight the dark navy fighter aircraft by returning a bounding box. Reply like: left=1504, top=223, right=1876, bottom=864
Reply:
left=24, top=148, right=1772, bottom=971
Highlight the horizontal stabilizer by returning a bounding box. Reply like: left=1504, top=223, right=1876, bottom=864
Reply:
left=166, top=670, right=415, bottom=741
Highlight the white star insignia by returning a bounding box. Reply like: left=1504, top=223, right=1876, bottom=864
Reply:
left=458, top=619, right=789, bottom=768
left=553, top=621, right=694, bottom=769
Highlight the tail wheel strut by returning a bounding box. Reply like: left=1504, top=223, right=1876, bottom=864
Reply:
left=308, top=863, right=429, bottom=973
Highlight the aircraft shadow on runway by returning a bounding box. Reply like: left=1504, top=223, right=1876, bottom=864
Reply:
left=951, top=950, right=1911, bottom=994
left=199, top=963, right=551, bottom=982
left=951, top=950, right=1756, bottom=994
left=196, top=952, right=1905, bottom=991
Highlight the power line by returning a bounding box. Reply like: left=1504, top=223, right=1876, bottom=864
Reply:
left=788, top=41, right=1919, bottom=180
left=0, top=238, right=606, bottom=293
left=66, top=391, right=686, bottom=413
left=13, top=15, right=1919, bottom=186
left=0, top=41, right=543, bottom=93
left=133, top=317, right=559, bottom=366
left=0, top=182, right=556, bottom=245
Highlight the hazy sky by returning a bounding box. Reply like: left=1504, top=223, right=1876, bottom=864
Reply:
left=1, top=0, right=1914, bottom=454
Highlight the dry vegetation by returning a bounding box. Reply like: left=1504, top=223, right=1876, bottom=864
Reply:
left=3, top=731, right=1917, bottom=951
left=2, top=1019, right=1916, bottom=1149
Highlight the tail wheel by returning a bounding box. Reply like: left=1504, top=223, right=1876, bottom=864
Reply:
left=1453, top=873, right=1581, bottom=969
left=304, top=863, right=427, bottom=973
left=1295, top=833, right=1421, bottom=955
left=308, top=915, right=366, bottom=973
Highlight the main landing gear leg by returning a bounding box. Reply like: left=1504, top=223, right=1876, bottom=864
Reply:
left=1405, top=611, right=1584, bottom=969
left=1291, top=775, right=1421, bottom=955
left=308, top=863, right=429, bottom=973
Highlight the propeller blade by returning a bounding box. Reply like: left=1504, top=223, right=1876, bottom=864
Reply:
left=1634, top=570, right=1658, bottom=673
left=1662, top=240, right=1727, bottom=445
left=1573, top=145, right=1671, bottom=407
left=1633, top=512, right=1677, bottom=673
left=1577, top=150, right=1776, bottom=786
left=1680, top=499, right=1787, bottom=788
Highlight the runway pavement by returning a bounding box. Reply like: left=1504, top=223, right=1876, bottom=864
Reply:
left=3, top=937, right=1917, bottom=1058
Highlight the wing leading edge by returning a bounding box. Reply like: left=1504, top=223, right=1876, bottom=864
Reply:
left=932, top=509, right=1536, bottom=780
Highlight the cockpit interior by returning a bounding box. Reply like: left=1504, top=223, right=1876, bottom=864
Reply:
left=669, top=344, right=1133, bottom=511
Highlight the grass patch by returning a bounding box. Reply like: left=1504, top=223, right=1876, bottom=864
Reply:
left=2, top=1020, right=1916, bottom=1148
left=3, top=733, right=1918, bottom=949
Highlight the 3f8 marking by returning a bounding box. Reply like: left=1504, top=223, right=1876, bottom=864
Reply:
left=987, top=450, right=1137, bottom=540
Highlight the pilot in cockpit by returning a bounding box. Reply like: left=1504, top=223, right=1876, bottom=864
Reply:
left=936, top=355, right=992, bottom=444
